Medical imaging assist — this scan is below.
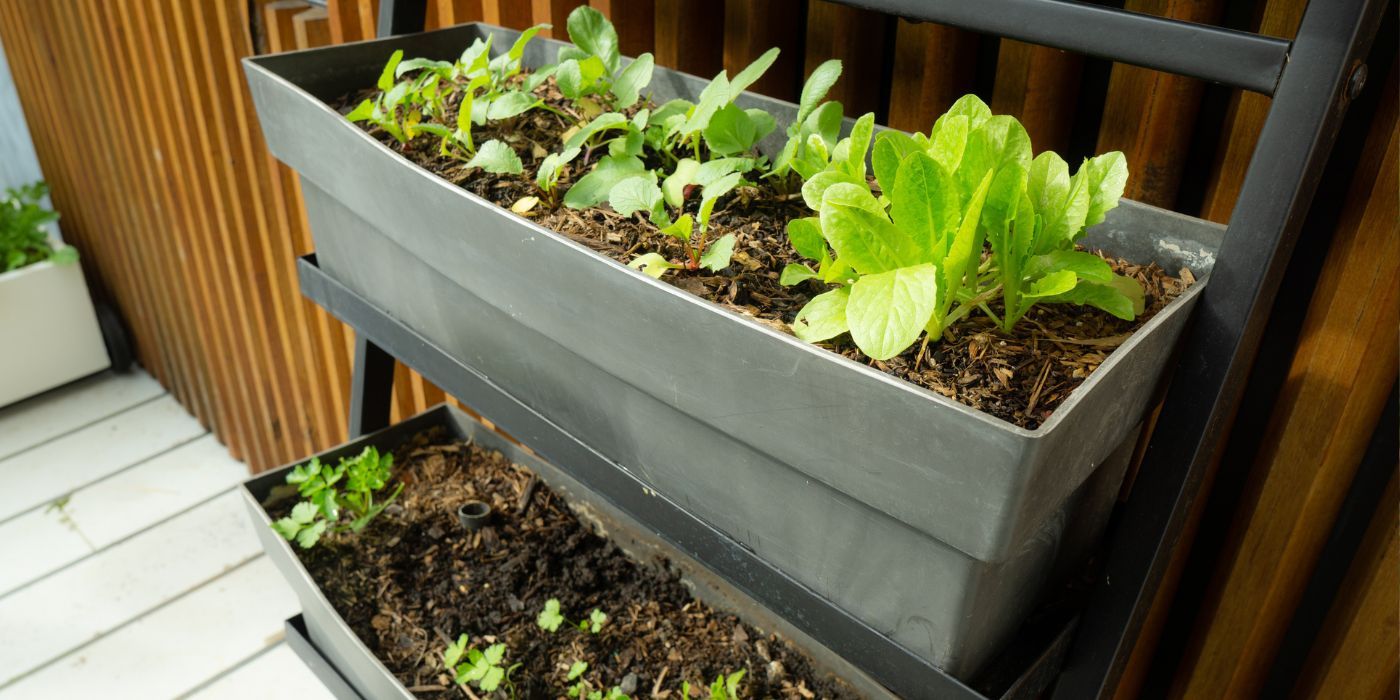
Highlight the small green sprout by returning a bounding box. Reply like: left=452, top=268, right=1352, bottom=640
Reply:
left=550, top=6, right=656, bottom=114
left=582, top=608, right=608, bottom=634
left=537, top=598, right=566, bottom=632
left=443, top=634, right=521, bottom=696
left=566, top=660, right=589, bottom=698
left=682, top=670, right=746, bottom=700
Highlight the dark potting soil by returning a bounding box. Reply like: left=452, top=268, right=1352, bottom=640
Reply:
left=287, top=431, right=861, bottom=699
left=339, top=78, right=1192, bottom=429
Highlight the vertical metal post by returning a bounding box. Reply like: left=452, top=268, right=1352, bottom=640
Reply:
left=376, top=0, right=428, bottom=38
left=1050, top=0, right=1385, bottom=697
left=348, top=332, right=395, bottom=438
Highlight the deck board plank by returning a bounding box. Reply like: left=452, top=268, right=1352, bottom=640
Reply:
left=0, top=370, right=164, bottom=462
left=0, top=434, right=246, bottom=595
left=0, top=556, right=298, bottom=699
left=186, top=643, right=336, bottom=700
left=0, top=395, right=207, bottom=522
left=0, top=491, right=262, bottom=687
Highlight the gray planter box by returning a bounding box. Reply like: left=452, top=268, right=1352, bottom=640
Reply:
left=243, top=405, right=892, bottom=699
left=245, top=24, right=1220, bottom=678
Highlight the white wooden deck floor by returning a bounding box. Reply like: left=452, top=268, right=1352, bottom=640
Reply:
left=0, top=370, right=335, bottom=700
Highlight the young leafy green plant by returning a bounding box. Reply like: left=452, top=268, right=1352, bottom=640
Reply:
left=681, top=670, right=746, bottom=700
left=536, top=598, right=608, bottom=635
left=0, top=181, right=72, bottom=273
left=271, top=447, right=403, bottom=549
left=552, top=6, right=656, bottom=114
left=642, top=48, right=781, bottom=164
left=443, top=634, right=521, bottom=696
left=770, top=59, right=844, bottom=180
left=537, top=598, right=566, bottom=632
left=981, top=150, right=1140, bottom=331
left=551, top=110, right=653, bottom=207
left=776, top=111, right=876, bottom=287
left=788, top=157, right=995, bottom=360
left=785, top=94, right=1143, bottom=361
left=615, top=168, right=745, bottom=277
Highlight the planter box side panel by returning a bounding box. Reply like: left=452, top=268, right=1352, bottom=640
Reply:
left=0, top=261, right=109, bottom=407
left=246, top=29, right=1216, bottom=563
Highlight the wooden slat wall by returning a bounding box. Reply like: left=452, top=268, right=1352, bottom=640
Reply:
left=0, top=0, right=1393, bottom=694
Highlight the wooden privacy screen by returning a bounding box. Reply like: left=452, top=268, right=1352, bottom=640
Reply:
left=0, top=0, right=1394, bottom=695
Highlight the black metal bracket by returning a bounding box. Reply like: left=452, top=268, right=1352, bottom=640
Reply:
left=336, top=0, right=1384, bottom=697
left=347, top=332, right=394, bottom=438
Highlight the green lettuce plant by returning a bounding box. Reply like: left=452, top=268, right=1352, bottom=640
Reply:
left=1, top=182, right=73, bottom=273
left=785, top=95, right=1141, bottom=361
left=770, top=59, right=844, bottom=179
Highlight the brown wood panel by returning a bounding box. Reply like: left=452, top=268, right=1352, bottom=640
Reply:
left=293, top=6, right=333, bottom=47
left=722, top=0, right=803, bottom=101
left=654, top=0, right=723, bottom=77
left=803, top=0, right=889, bottom=118
left=1096, top=0, right=1223, bottom=209
left=886, top=19, right=979, bottom=132
left=425, top=0, right=484, bottom=29
left=590, top=0, right=653, bottom=57
left=992, top=40, right=1083, bottom=154
left=264, top=1, right=352, bottom=450
left=531, top=0, right=584, bottom=36
left=1199, top=0, right=1306, bottom=223
left=1170, top=76, right=1399, bottom=699
left=1292, top=474, right=1400, bottom=700
left=482, top=0, right=535, bottom=29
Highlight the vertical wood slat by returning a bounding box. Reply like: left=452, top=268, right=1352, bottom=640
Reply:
left=653, top=0, right=723, bottom=77
left=590, top=0, right=653, bottom=57
left=1292, top=474, right=1400, bottom=700
left=992, top=40, right=1084, bottom=155
left=885, top=19, right=979, bottom=132
left=803, top=0, right=890, bottom=119
left=722, top=0, right=803, bottom=101
left=1096, top=0, right=1225, bottom=210
left=425, top=0, right=483, bottom=29
left=531, top=0, right=585, bottom=36
left=264, top=0, right=351, bottom=451
left=1170, top=75, right=1399, bottom=700
left=481, top=0, right=534, bottom=29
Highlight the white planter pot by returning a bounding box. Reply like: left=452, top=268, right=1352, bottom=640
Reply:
left=0, top=260, right=109, bottom=406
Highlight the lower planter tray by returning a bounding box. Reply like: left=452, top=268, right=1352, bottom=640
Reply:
left=285, top=615, right=364, bottom=700
left=243, top=404, right=1075, bottom=699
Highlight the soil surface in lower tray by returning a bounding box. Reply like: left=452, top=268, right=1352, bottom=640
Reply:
left=288, top=431, right=861, bottom=699
left=338, top=79, right=1192, bottom=429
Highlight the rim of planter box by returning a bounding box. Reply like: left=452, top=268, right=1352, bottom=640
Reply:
left=244, top=25, right=1218, bottom=442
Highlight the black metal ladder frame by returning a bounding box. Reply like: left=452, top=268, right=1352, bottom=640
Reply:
left=336, top=0, right=1386, bottom=697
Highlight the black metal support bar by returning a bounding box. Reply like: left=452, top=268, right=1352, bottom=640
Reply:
left=834, top=0, right=1290, bottom=94
left=348, top=331, right=395, bottom=438
left=1050, top=0, right=1386, bottom=697
left=375, top=0, right=427, bottom=38
left=297, top=255, right=1069, bottom=700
